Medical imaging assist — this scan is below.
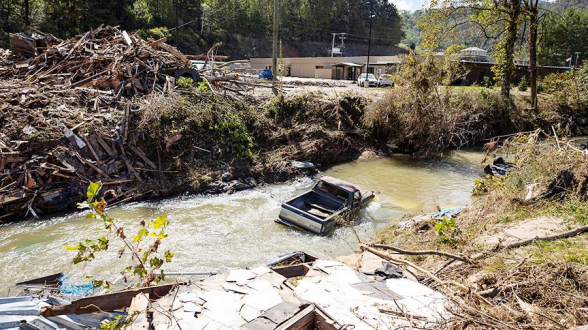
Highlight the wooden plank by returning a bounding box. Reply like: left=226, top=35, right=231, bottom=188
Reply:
left=155, top=42, right=190, bottom=66
left=276, top=305, right=315, bottom=330
left=119, top=145, right=143, bottom=182
left=82, top=136, right=102, bottom=165
left=41, top=283, right=181, bottom=317
left=122, top=30, right=133, bottom=46
left=95, top=134, right=115, bottom=156
left=129, top=145, right=157, bottom=169
left=0, top=156, right=27, bottom=171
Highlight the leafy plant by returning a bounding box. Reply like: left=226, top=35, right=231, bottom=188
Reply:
left=69, top=181, right=173, bottom=288
left=176, top=76, right=193, bottom=88
left=518, top=77, right=528, bottom=91
left=435, top=217, right=460, bottom=246
left=482, top=76, right=494, bottom=88
left=197, top=81, right=209, bottom=93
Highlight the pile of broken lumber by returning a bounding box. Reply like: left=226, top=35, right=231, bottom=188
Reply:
left=1, top=25, right=189, bottom=97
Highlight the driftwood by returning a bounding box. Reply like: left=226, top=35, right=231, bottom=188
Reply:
left=496, top=225, right=588, bottom=251
left=370, top=243, right=473, bottom=264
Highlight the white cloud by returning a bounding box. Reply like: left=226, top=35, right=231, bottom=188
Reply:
left=389, top=0, right=426, bottom=12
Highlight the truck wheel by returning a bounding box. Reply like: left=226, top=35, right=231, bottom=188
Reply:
left=174, top=67, right=201, bottom=83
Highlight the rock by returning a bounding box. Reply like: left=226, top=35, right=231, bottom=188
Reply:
left=221, top=172, right=233, bottom=182
left=225, top=180, right=250, bottom=192
left=291, top=161, right=314, bottom=169
left=358, top=149, right=380, bottom=161
left=244, top=177, right=257, bottom=187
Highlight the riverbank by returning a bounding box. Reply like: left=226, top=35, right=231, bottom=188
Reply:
left=372, top=133, right=588, bottom=328
left=3, top=82, right=587, bottom=223
left=2, top=29, right=587, bottom=222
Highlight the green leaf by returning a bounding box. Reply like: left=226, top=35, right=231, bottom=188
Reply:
left=87, top=181, right=103, bottom=202
left=97, top=237, right=109, bottom=250
left=133, top=266, right=147, bottom=277
left=77, top=201, right=91, bottom=209
left=66, top=245, right=79, bottom=251
left=149, top=257, right=163, bottom=268
left=141, top=251, right=150, bottom=264
left=164, top=250, right=174, bottom=263
left=85, top=213, right=96, bottom=219
left=66, top=243, right=87, bottom=252
left=132, top=228, right=149, bottom=242
left=151, top=215, right=168, bottom=230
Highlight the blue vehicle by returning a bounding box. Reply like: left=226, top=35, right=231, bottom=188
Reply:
left=258, top=69, right=273, bottom=80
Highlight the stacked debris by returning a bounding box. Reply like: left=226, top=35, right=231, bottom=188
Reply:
left=0, top=25, right=292, bottom=222
left=0, top=26, right=200, bottom=222
left=2, top=25, right=192, bottom=97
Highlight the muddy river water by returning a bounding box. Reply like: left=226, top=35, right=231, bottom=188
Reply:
left=0, top=150, right=484, bottom=291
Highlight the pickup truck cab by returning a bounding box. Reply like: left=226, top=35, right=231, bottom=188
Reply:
left=276, top=177, right=375, bottom=234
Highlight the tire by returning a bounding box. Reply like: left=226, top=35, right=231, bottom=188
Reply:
left=174, top=67, right=201, bottom=82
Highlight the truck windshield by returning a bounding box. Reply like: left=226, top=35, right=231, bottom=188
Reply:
left=317, top=182, right=348, bottom=201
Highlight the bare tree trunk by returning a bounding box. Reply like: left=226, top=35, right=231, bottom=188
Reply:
left=501, top=0, right=522, bottom=100
left=527, top=2, right=539, bottom=109
left=24, top=0, right=30, bottom=27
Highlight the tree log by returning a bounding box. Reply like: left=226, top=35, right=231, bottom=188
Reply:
left=370, top=243, right=473, bottom=264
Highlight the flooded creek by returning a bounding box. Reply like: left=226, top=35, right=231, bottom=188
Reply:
left=0, top=150, right=484, bottom=291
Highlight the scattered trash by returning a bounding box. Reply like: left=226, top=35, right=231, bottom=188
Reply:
left=431, top=206, right=463, bottom=218
left=59, top=275, right=94, bottom=298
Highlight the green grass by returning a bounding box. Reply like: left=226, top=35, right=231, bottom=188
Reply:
left=532, top=239, right=588, bottom=265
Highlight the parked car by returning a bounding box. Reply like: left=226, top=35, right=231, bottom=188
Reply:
left=378, top=74, right=394, bottom=87
left=356, top=73, right=378, bottom=87
left=276, top=176, right=375, bottom=234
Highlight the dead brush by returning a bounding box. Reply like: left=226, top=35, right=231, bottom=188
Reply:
left=138, top=91, right=185, bottom=128
left=443, top=261, right=588, bottom=329
left=363, top=56, right=507, bottom=158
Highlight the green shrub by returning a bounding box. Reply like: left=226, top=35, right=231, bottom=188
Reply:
left=518, top=77, right=528, bottom=91
left=482, top=76, right=494, bottom=88
left=435, top=217, right=460, bottom=246
left=540, top=73, right=568, bottom=94
left=197, top=81, right=209, bottom=93
left=177, top=77, right=194, bottom=88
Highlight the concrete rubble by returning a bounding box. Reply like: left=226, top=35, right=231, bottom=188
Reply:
left=128, top=252, right=450, bottom=329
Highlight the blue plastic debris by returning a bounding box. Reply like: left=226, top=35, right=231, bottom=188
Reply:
left=432, top=206, right=463, bottom=218
left=59, top=275, right=94, bottom=297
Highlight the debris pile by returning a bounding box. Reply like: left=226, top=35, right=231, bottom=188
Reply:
left=0, top=26, right=201, bottom=222
left=2, top=25, right=191, bottom=97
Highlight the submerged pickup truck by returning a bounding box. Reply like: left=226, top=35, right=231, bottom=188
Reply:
left=276, top=176, right=375, bottom=234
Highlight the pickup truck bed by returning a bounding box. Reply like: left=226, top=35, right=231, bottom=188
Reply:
left=276, top=176, right=375, bottom=234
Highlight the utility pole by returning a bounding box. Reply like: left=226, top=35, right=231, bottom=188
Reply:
left=365, top=1, right=373, bottom=87
left=331, top=33, right=337, bottom=57
left=272, top=0, right=279, bottom=81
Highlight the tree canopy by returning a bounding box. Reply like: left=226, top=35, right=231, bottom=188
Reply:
left=0, top=0, right=405, bottom=58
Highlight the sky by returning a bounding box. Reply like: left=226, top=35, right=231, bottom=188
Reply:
left=390, top=0, right=427, bottom=12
